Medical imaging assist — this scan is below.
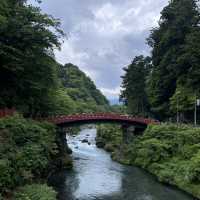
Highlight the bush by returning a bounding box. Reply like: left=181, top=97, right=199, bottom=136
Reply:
left=132, top=124, right=200, bottom=198
left=187, top=151, right=200, bottom=182
left=134, top=138, right=170, bottom=168
left=0, top=115, right=59, bottom=194
left=0, top=159, right=14, bottom=190
left=96, top=124, right=122, bottom=147
left=99, top=123, right=200, bottom=198
left=14, top=184, right=57, bottom=200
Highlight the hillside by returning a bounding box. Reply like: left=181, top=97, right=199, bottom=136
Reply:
left=55, top=63, right=110, bottom=114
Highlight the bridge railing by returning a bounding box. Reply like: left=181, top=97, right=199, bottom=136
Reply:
left=46, top=113, right=159, bottom=125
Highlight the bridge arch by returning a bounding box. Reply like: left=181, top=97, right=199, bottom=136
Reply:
left=47, top=113, right=158, bottom=129
left=47, top=113, right=159, bottom=152
left=47, top=113, right=158, bottom=140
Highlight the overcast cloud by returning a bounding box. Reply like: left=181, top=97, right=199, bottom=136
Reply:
left=29, top=0, right=168, bottom=100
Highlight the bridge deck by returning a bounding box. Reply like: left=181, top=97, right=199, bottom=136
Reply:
left=0, top=109, right=159, bottom=128
left=47, top=113, right=158, bottom=126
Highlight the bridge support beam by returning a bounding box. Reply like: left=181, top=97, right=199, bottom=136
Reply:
left=121, top=124, right=145, bottom=144
left=121, top=124, right=134, bottom=144
left=57, top=127, right=72, bottom=154
left=54, top=127, right=73, bottom=169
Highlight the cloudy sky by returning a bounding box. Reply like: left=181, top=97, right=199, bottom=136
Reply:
left=30, top=0, right=168, bottom=100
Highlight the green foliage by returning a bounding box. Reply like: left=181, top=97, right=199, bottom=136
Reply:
left=48, top=88, right=77, bottom=115
left=98, top=123, right=200, bottom=198
left=120, top=56, right=151, bottom=116
left=122, top=0, right=200, bottom=121
left=170, top=85, right=195, bottom=114
left=59, top=64, right=109, bottom=106
left=0, top=0, right=112, bottom=198
left=96, top=124, right=122, bottom=150
left=110, top=105, right=127, bottom=114
left=0, top=115, right=59, bottom=194
left=134, top=138, right=170, bottom=168
left=14, top=184, right=57, bottom=200
left=146, top=0, right=200, bottom=120
left=131, top=124, right=200, bottom=198
left=182, top=30, right=200, bottom=92
left=57, top=63, right=110, bottom=114
left=0, top=0, right=63, bottom=116
left=0, top=0, right=110, bottom=117
left=0, top=159, right=14, bottom=190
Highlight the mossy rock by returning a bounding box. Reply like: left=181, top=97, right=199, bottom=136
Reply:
left=96, top=138, right=105, bottom=148
left=104, top=143, right=115, bottom=152
left=60, top=153, right=73, bottom=169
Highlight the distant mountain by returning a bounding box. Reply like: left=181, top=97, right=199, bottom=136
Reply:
left=109, top=98, right=121, bottom=105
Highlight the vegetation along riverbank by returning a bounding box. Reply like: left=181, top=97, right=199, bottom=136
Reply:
left=96, top=123, right=200, bottom=199
left=0, top=0, right=110, bottom=198
left=0, top=114, right=72, bottom=199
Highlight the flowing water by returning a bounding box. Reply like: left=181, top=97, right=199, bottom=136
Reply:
left=49, top=127, right=195, bottom=200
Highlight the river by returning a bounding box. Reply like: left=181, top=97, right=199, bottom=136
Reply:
left=49, top=126, right=195, bottom=200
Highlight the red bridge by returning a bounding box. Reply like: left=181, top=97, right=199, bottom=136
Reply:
left=0, top=108, right=16, bottom=118
left=47, top=113, right=158, bottom=128
left=0, top=109, right=158, bottom=130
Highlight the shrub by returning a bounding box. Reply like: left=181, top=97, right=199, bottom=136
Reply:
left=14, top=184, right=57, bottom=200
left=187, top=151, right=200, bottom=182
left=99, top=123, right=200, bottom=198
left=0, top=115, right=59, bottom=193
left=132, top=124, right=200, bottom=198
left=96, top=124, right=122, bottom=146
left=0, top=159, right=14, bottom=191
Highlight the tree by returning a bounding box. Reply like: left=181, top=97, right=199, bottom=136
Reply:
left=58, top=63, right=109, bottom=108
left=147, top=0, right=200, bottom=120
left=170, top=84, right=196, bottom=122
left=120, top=56, right=151, bottom=116
left=0, top=0, right=64, bottom=116
left=178, top=28, right=200, bottom=94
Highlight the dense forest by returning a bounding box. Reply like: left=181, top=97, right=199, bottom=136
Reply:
left=0, top=0, right=109, bottom=118
left=120, top=0, right=200, bottom=122
left=56, top=63, right=110, bottom=114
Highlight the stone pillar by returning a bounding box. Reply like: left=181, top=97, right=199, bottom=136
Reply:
left=121, top=124, right=136, bottom=144
left=55, top=127, right=73, bottom=169
left=57, top=127, right=72, bottom=154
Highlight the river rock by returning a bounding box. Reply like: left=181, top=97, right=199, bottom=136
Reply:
left=81, top=139, right=88, bottom=143
left=96, top=138, right=105, bottom=148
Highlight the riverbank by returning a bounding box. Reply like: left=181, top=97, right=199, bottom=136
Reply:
left=96, top=123, right=200, bottom=199
left=49, top=127, right=193, bottom=200
left=0, top=115, right=72, bottom=199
